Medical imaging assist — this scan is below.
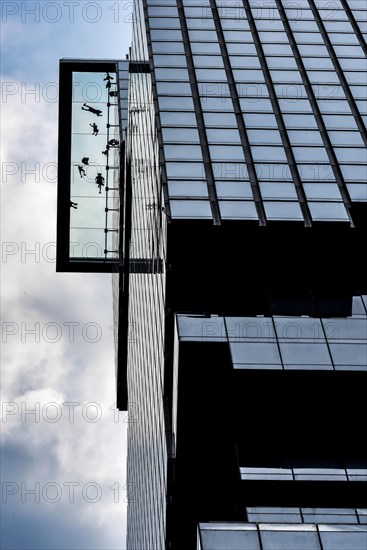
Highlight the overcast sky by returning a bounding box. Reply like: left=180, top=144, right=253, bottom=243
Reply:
left=1, top=2, right=133, bottom=548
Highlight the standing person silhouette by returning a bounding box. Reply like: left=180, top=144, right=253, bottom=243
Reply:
left=95, top=173, right=105, bottom=194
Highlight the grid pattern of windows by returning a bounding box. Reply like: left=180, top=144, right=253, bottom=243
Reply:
left=198, top=522, right=367, bottom=550
left=240, top=466, right=367, bottom=481
left=176, top=295, right=367, bottom=372
left=126, top=4, right=168, bottom=549
left=125, top=2, right=367, bottom=548
left=146, top=0, right=367, bottom=222
left=245, top=506, right=367, bottom=524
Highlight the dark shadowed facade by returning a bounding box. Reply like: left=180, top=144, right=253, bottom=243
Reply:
left=57, top=0, right=367, bottom=549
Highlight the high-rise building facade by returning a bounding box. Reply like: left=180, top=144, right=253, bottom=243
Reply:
left=57, top=1, right=367, bottom=549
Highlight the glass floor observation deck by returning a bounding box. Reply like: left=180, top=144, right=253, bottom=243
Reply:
left=56, top=59, right=128, bottom=272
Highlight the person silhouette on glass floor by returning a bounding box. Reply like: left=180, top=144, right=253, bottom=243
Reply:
left=81, top=103, right=102, bottom=116
left=90, top=123, right=99, bottom=136
left=78, top=165, right=86, bottom=178
left=95, top=173, right=105, bottom=194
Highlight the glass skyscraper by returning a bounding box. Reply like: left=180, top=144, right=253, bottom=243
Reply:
left=57, top=1, right=367, bottom=549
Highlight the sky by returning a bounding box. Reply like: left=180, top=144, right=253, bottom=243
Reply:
left=1, top=2, right=133, bottom=548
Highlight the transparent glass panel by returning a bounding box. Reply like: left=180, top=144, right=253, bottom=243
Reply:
left=223, top=30, right=253, bottom=42
left=176, top=314, right=225, bottom=342
left=302, top=57, right=335, bottom=70
left=193, top=55, right=224, bottom=68
left=164, top=144, right=203, bottom=161
left=200, top=529, right=261, bottom=550
left=162, top=127, right=200, bottom=143
left=255, top=19, right=286, bottom=31
left=328, top=131, right=364, bottom=146
left=260, top=182, right=298, bottom=200
left=350, top=86, right=367, bottom=100
left=156, top=82, right=191, bottom=95
left=298, top=44, right=329, bottom=56
left=229, top=56, right=262, bottom=69
left=168, top=181, right=208, bottom=198
left=166, top=162, right=205, bottom=178
left=220, top=18, right=251, bottom=30
left=244, top=113, right=278, bottom=127
left=280, top=317, right=327, bottom=343
left=247, top=129, right=283, bottom=144
left=258, top=31, right=288, bottom=43
left=283, top=114, right=318, bottom=128
left=279, top=342, right=332, bottom=369
left=347, top=184, right=367, bottom=201
left=260, top=529, right=321, bottom=550
left=233, top=69, right=265, bottom=82
left=160, top=112, right=197, bottom=126
left=188, top=30, right=217, bottom=41
left=227, top=42, right=257, bottom=55
left=237, top=83, right=268, bottom=97
left=216, top=181, right=253, bottom=199
left=319, top=530, right=367, bottom=550
left=334, top=148, right=367, bottom=163
left=155, top=68, right=189, bottom=80
left=203, top=112, right=238, bottom=126
left=287, top=131, right=323, bottom=145
left=195, top=68, right=228, bottom=81
left=170, top=200, right=212, bottom=218
left=213, top=163, right=249, bottom=181
left=340, top=164, right=367, bottom=181
left=149, top=17, right=180, bottom=28
left=293, top=32, right=325, bottom=44
left=69, top=70, right=118, bottom=260
left=329, top=343, right=367, bottom=368
left=153, top=54, right=187, bottom=67
left=266, top=56, right=299, bottom=69
left=264, top=201, right=304, bottom=220
left=269, top=70, right=303, bottom=83
left=251, top=146, right=288, bottom=162
left=158, top=97, right=194, bottom=111
left=307, top=70, right=340, bottom=84
left=207, top=129, right=242, bottom=143
left=230, top=341, right=281, bottom=367
left=352, top=296, right=367, bottom=316
left=226, top=316, right=276, bottom=342
left=147, top=6, right=178, bottom=16
left=191, top=42, right=221, bottom=54
left=150, top=29, right=182, bottom=41
left=152, top=42, right=184, bottom=54
left=201, top=97, right=234, bottom=112
left=303, top=183, right=342, bottom=201
left=219, top=200, right=258, bottom=220
left=308, top=202, right=349, bottom=221
left=240, top=98, right=273, bottom=112
left=322, top=115, right=358, bottom=130
left=209, top=146, right=245, bottom=161
left=278, top=99, right=313, bottom=113
left=293, top=147, right=330, bottom=162
left=323, top=318, right=367, bottom=341
left=263, top=43, right=293, bottom=55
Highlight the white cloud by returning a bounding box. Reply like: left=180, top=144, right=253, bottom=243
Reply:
left=1, top=14, right=132, bottom=548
